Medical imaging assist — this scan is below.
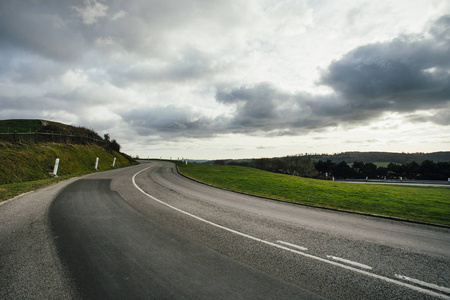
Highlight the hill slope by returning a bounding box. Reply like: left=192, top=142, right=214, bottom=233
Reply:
left=0, top=119, right=135, bottom=188
left=0, top=142, right=134, bottom=185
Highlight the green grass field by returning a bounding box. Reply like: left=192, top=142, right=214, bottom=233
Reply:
left=177, top=163, right=450, bottom=226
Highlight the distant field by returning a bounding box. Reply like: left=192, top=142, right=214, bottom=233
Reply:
left=373, top=161, right=390, bottom=167
left=177, top=163, right=450, bottom=226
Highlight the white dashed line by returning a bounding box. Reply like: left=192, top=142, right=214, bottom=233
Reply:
left=277, top=240, right=308, bottom=251
left=326, top=255, right=372, bottom=270
left=395, top=274, right=450, bottom=294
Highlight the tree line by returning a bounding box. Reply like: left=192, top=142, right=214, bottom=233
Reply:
left=214, top=156, right=450, bottom=180
left=316, top=160, right=450, bottom=180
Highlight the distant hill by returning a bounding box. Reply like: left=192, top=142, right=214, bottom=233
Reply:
left=304, top=151, right=450, bottom=164
left=211, top=151, right=450, bottom=166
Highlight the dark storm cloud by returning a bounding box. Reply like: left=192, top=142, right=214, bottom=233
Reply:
left=216, top=83, right=283, bottom=120
left=121, top=106, right=223, bottom=138
left=320, top=15, right=450, bottom=114
left=121, top=83, right=332, bottom=138
left=209, top=17, right=450, bottom=136
left=215, top=83, right=337, bottom=134
left=0, top=1, right=86, bottom=62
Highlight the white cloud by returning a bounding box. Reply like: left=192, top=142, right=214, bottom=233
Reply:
left=73, top=0, right=108, bottom=25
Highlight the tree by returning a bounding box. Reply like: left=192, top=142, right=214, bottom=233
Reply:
left=315, top=160, right=334, bottom=176
left=332, top=161, right=354, bottom=179
left=404, top=161, right=420, bottom=179
left=109, top=139, right=121, bottom=152
left=376, top=167, right=388, bottom=178
left=351, top=161, right=365, bottom=178
left=362, top=162, right=377, bottom=179
left=437, top=162, right=450, bottom=180
left=420, top=160, right=438, bottom=179
left=103, top=133, right=120, bottom=152
left=387, top=163, right=402, bottom=179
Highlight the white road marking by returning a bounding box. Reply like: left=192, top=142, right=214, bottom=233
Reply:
left=395, top=274, right=450, bottom=294
left=132, top=165, right=450, bottom=299
left=277, top=240, right=308, bottom=251
left=326, top=255, right=372, bottom=270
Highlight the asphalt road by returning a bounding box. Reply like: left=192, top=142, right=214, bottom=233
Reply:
left=2, top=161, right=450, bottom=299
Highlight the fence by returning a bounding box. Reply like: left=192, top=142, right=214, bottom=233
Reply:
left=0, top=131, right=103, bottom=145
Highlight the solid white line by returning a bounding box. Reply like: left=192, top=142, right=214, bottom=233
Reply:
left=132, top=165, right=450, bottom=299
left=326, top=255, right=372, bottom=270
left=395, top=274, right=450, bottom=294
left=277, top=240, right=308, bottom=251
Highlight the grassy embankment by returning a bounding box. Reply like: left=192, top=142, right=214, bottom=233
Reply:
left=177, top=163, right=450, bottom=226
left=0, top=142, right=135, bottom=202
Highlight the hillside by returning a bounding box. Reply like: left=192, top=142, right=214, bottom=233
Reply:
left=0, top=119, right=135, bottom=186
left=0, top=142, right=134, bottom=185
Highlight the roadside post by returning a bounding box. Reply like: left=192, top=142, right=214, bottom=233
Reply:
left=112, top=157, right=116, bottom=167
left=52, top=158, right=60, bottom=176
left=95, top=157, right=99, bottom=170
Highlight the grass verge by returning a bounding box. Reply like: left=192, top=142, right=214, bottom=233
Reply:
left=177, top=163, right=450, bottom=226
left=0, top=173, right=84, bottom=202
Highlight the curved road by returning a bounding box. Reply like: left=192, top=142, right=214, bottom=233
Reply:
left=2, top=161, right=450, bottom=299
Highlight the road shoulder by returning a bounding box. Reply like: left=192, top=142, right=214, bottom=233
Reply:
left=0, top=178, right=80, bottom=299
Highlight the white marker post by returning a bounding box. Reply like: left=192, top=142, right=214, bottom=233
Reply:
left=95, top=157, right=99, bottom=170
left=112, top=157, right=116, bottom=167
left=52, top=158, right=60, bottom=176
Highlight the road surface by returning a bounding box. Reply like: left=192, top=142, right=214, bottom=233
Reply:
left=2, top=161, right=449, bottom=299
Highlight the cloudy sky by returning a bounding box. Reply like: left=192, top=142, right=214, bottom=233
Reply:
left=1, top=0, right=449, bottom=159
